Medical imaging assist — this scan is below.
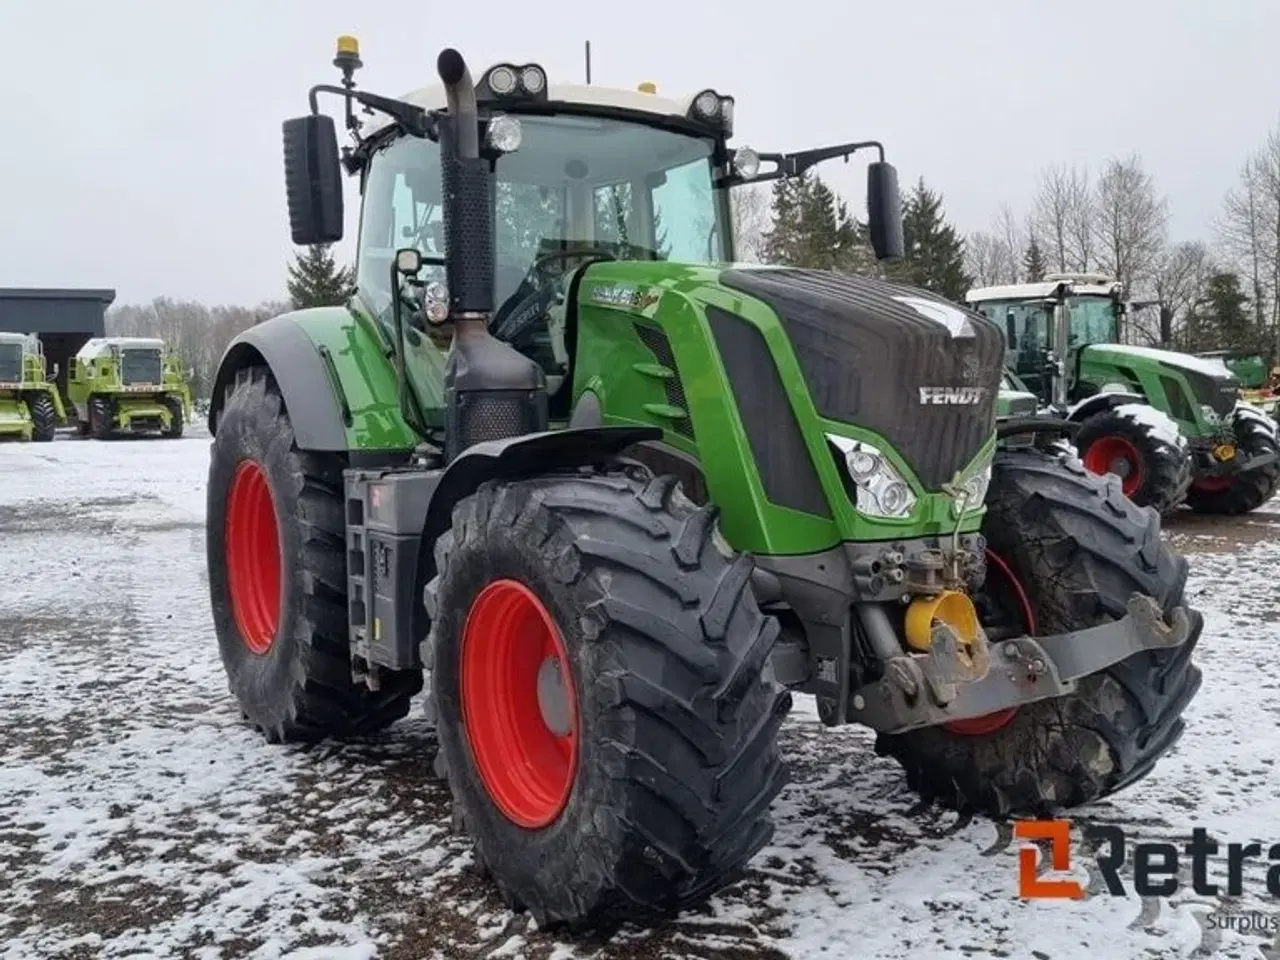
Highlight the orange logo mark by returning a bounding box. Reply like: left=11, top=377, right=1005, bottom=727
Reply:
left=1015, top=820, right=1085, bottom=899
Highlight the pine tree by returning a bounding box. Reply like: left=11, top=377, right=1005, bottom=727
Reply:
left=889, top=178, right=972, bottom=302
left=761, top=171, right=872, bottom=271
left=286, top=245, right=355, bottom=309
left=1201, top=272, right=1255, bottom=354
left=1022, top=238, right=1047, bottom=281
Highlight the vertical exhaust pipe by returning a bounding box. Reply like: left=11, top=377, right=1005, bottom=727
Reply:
left=435, top=48, right=547, bottom=462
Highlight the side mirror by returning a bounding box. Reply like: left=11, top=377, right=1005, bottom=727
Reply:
left=282, top=114, right=344, bottom=245
left=1005, top=311, right=1018, bottom=350
left=395, top=248, right=423, bottom=277
left=866, top=161, right=904, bottom=261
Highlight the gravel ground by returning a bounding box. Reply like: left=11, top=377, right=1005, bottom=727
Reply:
left=2, top=433, right=1278, bottom=960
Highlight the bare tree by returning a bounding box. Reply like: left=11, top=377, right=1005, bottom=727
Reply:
left=964, top=231, right=1010, bottom=287
left=1219, top=124, right=1280, bottom=357
left=1033, top=164, right=1094, bottom=272
left=1151, top=240, right=1215, bottom=348
left=1092, top=155, right=1168, bottom=306
left=729, top=183, right=771, bottom=263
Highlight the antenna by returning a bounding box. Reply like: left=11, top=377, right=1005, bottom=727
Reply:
left=584, top=40, right=592, bottom=84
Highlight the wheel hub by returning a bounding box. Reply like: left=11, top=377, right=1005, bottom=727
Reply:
left=536, top=657, right=573, bottom=737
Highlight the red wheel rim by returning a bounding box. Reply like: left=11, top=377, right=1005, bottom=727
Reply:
left=943, top=549, right=1035, bottom=736
left=225, top=461, right=282, bottom=655
left=1081, top=435, right=1144, bottom=497
left=461, top=579, right=579, bottom=829
left=1192, top=476, right=1233, bottom=492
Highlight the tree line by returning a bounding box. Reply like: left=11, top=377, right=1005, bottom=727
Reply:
left=106, top=118, right=1280, bottom=399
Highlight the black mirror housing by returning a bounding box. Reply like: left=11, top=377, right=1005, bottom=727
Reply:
left=866, top=161, right=904, bottom=261
left=283, top=114, right=345, bottom=245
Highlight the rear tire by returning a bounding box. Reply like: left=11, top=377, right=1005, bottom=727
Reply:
left=1076, top=404, right=1190, bottom=514
left=28, top=394, right=56, bottom=442
left=1185, top=407, right=1280, bottom=514
left=207, top=365, right=421, bottom=742
left=162, top=396, right=185, bottom=438
left=425, top=464, right=790, bottom=929
left=874, top=445, right=1203, bottom=815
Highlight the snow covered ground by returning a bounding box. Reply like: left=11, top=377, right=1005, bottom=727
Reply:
left=2, top=434, right=1279, bottom=960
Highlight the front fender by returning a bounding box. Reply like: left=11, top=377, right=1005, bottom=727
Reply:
left=1067, top=391, right=1146, bottom=423
left=423, top=426, right=661, bottom=546
left=208, top=316, right=349, bottom=450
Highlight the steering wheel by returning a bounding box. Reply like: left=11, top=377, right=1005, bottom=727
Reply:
left=492, top=247, right=618, bottom=343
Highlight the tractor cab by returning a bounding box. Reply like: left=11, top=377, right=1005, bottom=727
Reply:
left=0, top=332, right=28, bottom=386
left=966, top=273, right=1123, bottom=406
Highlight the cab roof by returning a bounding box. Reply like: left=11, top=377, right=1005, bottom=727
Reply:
left=75, top=337, right=165, bottom=360
left=360, top=80, right=705, bottom=138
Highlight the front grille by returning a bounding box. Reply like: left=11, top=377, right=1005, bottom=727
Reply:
left=706, top=306, right=832, bottom=519
left=122, top=350, right=162, bottom=385
left=720, top=268, right=1005, bottom=490
left=0, top=345, right=21, bottom=383
left=1183, top=369, right=1237, bottom=417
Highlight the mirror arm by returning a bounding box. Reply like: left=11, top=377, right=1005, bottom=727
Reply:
left=716, top=142, right=886, bottom=188
left=306, top=84, right=434, bottom=140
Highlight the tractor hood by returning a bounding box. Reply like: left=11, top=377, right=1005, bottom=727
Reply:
left=1082, top=342, right=1239, bottom=416
left=717, top=267, right=1005, bottom=490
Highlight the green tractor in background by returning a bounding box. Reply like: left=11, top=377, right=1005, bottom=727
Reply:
left=204, top=39, right=1201, bottom=930
left=969, top=274, right=1280, bottom=515
left=67, top=336, right=192, bottom=439
left=0, top=332, right=67, bottom=442
left=1196, top=349, right=1280, bottom=417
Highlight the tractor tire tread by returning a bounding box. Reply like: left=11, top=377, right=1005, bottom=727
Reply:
left=1186, top=409, right=1280, bottom=514
left=874, top=444, right=1202, bottom=816
left=426, top=462, right=789, bottom=929
left=29, top=394, right=57, bottom=442
left=208, top=364, right=421, bottom=744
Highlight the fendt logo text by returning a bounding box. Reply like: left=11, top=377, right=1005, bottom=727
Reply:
left=1016, top=820, right=1280, bottom=900
left=918, top=386, right=987, bottom=405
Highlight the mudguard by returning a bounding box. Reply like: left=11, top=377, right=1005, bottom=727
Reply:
left=1067, top=390, right=1147, bottom=424
left=422, top=425, right=661, bottom=545
left=208, top=317, right=349, bottom=450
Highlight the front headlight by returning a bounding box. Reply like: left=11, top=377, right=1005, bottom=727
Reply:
left=950, top=460, right=992, bottom=517
left=826, top=434, right=917, bottom=519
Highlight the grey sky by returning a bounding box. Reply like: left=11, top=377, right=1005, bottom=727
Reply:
left=3, top=0, right=1278, bottom=306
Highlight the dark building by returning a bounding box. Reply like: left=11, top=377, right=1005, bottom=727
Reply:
left=0, top=288, right=116, bottom=402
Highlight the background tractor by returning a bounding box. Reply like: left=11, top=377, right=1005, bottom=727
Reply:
left=1196, top=349, right=1280, bottom=416
left=968, top=274, right=1280, bottom=515
left=67, top=336, right=192, bottom=439
left=0, top=332, right=66, bottom=442
left=205, top=39, right=1202, bottom=930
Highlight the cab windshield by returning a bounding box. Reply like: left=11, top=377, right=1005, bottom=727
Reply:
left=357, top=114, right=730, bottom=322
left=1065, top=295, right=1119, bottom=346
left=0, top=341, right=22, bottom=383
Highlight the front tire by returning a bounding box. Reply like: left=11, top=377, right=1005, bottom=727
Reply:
left=162, top=396, right=185, bottom=438
left=874, top=445, right=1203, bottom=815
left=1185, top=407, right=1280, bottom=514
left=207, top=365, right=421, bottom=742
left=1076, top=403, right=1190, bottom=514
left=89, top=396, right=114, bottom=440
left=29, top=394, right=57, bottom=442
left=425, top=465, right=790, bottom=929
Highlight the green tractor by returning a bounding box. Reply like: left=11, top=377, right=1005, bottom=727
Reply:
left=67, top=336, right=193, bottom=439
left=968, top=274, right=1280, bottom=515
left=1196, top=349, right=1280, bottom=416
left=205, top=39, right=1202, bottom=930
left=0, top=332, right=67, bottom=442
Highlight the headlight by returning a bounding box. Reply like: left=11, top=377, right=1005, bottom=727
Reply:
left=487, top=65, right=518, bottom=95
left=485, top=114, right=522, bottom=153
left=732, top=146, right=760, bottom=179
left=1200, top=404, right=1221, bottom=424
left=952, top=465, right=991, bottom=517
left=827, top=434, right=917, bottom=519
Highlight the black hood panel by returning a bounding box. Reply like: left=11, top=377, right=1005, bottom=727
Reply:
left=720, top=268, right=1004, bottom=490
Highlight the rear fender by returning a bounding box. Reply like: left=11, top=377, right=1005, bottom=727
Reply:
left=1067, top=391, right=1147, bottom=423
left=208, top=316, right=349, bottom=451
